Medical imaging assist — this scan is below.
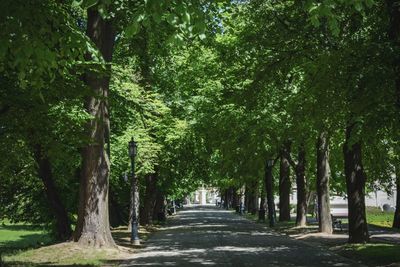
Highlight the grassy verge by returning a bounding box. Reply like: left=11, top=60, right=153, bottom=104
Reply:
left=1, top=223, right=159, bottom=266
left=3, top=243, right=123, bottom=266
left=336, top=243, right=400, bottom=266
left=0, top=220, right=54, bottom=255
left=366, top=207, right=395, bottom=228
left=242, top=212, right=317, bottom=234
left=243, top=207, right=397, bottom=230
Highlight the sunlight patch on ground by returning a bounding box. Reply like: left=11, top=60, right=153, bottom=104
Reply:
left=161, top=224, right=229, bottom=231
left=129, top=248, right=207, bottom=259
left=212, top=245, right=289, bottom=253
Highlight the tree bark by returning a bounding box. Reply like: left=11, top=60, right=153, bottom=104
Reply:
left=265, top=161, right=276, bottom=227
left=295, top=144, right=307, bottom=227
left=32, top=144, right=72, bottom=241
left=344, top=122, right=369, bottom=243
left=249, top=181, right=258, bottom=215
left=109, top=187, right=124, bottom=227
left=228, top=186, right=234, bottom=209
left=259, top=184, right=266, bottom=221
left=140, top=173, right=158, bottom=225
left=223, top=189, right=229, bottom=209
left=244, top=185, right=249, bottom=212
left=252, top=188, right=259, bottom=215
left=306, top=191, right=316, bottom=216
left=153, top=189, right=166, bottom=222
left=279, top=142, right=291, bottom=221
left=393, top=167, right=400, bottom=228
left=74, top=7, right=116, bottom=247
left=316, top=132, right=333, bottom=234
left=387, top=0, right=400, bottom=112
left=232, top=188, right=239, bottom=208
left=387, top=1, right=400, bottom=229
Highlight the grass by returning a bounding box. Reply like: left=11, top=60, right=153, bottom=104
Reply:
left=366, top=207, right=395, bottom=228
left=0, top=220, right=54, bottom=255
left=3, top=242, right=124, bottom=266
left=1, top=223, right=159, bottom=266
left=243, top=207, right=397, bottom=229
left=337, top=243, right=400, bottom=266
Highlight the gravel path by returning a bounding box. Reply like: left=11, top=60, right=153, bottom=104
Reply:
left=121, top=205, right=362, bottom=266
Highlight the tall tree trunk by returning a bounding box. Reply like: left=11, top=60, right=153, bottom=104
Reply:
left=265, top=161, right=276, bottom=227
left=249, top=181, right=258, bottom=215
left=140, top=173, right=158, bottom=225
left=32, top=144, right=72, bottom=241
left=153, top=189, right=166, bottom=222
left=109, top=187, right=124, bottom=227
left=393, top=167, right=400, bottom=228
left=75, top=7, right=116, bottom=247
left=306, top=191, right=316, bottom=216
left=295, top=144, right=307, bottom=227
left=316, top=132, right=333, bottom=234
left=228, top=187, right=234, bottom=208
left=279, top=142, right=291, bottom=221
left=259, top=183, right=266, bottom=221
left=387, top=0, right=400, bottom=229
left=246, top=181, right=258, bottom=215
left=252, top=188, right=259, bottom=215
left=344, top=122, right=369, bottom=243
left=244, top=185, right=249, bottom=212
left=232, top=188, right=239, bottom=208
left=387, top=0, right=400, bottom=112
left=223, top=189, right=229, bottom=209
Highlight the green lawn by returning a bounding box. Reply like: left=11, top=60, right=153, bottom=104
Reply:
left=0, top=224, right=156, bottom=266
left=0, top=220, right=54, bottom=255
left=339, top=243, right=400, bottom=266
left=366, top=207, right=395, bottom=228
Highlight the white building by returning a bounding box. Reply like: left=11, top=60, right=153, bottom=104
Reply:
left=191, top=186, right=219, bottom=204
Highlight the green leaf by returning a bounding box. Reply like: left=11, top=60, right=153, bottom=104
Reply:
left=82, top=0, right=98, bottom=9
left=125, top=23, right=140, bottom=38
left=72, top=0, right=83, bottom=8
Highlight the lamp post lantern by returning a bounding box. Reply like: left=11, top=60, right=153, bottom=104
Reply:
left=129, top=138, right=140, bottom=245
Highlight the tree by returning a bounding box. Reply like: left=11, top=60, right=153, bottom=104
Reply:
left=316, top=132, right=333, bottom=234
left=279, top=142, right=291, bottom=222
left=344, top=121, right=369, bottom=243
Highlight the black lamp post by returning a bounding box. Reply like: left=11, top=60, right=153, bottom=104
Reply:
left=129, top=138, right=140, bottom=245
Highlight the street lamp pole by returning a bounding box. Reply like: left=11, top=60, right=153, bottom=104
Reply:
left=129, top=138, right=140, bottom=245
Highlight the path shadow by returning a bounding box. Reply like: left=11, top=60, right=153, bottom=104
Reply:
left=112, top=206, right=360, bottom=267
